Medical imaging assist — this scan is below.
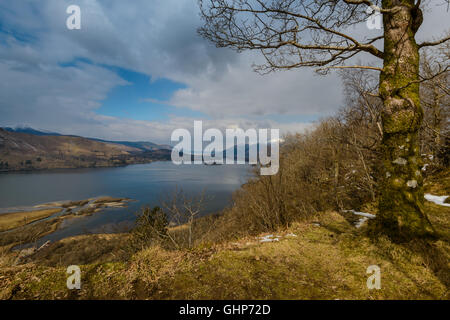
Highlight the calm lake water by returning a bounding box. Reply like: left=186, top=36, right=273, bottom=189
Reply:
left=0, top=161, right=253, bottom=245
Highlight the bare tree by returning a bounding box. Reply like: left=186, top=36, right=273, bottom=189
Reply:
left=419, top=46, right=450, bottom=162
left=162, top=188, right=207, bottom=248
left=199, top=0, right=450, bottom=239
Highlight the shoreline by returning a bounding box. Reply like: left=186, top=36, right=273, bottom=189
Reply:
left=0, top=159, right=171, bottom=174
left=0, top=197, right=134, bottom=251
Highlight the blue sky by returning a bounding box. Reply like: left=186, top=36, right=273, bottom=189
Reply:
left=0, top=0, right=447, bottom=143
left=59, top=58, right=317, bottom=124
left=58, top=58, right=207, bottom=121
left=0, top=0, right=336, bottom=143
left=96, top=67, right=206, bottom=121
left=95, top=66, right=323, bottom=124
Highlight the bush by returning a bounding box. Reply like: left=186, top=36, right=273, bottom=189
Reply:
left=130, top=206, right=174, bottom=250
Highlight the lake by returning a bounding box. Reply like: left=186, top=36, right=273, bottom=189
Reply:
left=0, top=161, right=253, bottom=245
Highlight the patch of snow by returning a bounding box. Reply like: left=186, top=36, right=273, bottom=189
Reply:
left=421, top=154, right=434, bottom=160
left=259, top=234, right=281, bottom=243
left=406, top=180, right=418, bottom=188
left=343, top=210, right=376, bottom=219
left=424, top=194, right=450, bottom=207
left=285, top=233, right=297, bottom=237
left=393, top=157, right=407, bottom=165
left=343, top=210, right=376, bottom=229
left=23, top=142, right=38, bottom=152
left=355, top=217, right=369, bottom=229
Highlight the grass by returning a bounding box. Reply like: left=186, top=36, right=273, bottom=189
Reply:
left=0, top=208, right=61, bottom=232
left=0, top=218, right=62, bottom=248
left=424, top=167, right=450, bottom=195
left=1, top=201, right=448, bottom=300
left=147, top=209, right=449, bottom=300
left=1, top=171, right=448, bottom=300
left=93, top=197, right=128, bottom=205
left=62, top=200, right=89, bottom=208
left=28, top=233, right=131, bottom=267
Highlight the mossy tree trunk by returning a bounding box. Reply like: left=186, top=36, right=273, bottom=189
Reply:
left=198, top=0, right=444, bottom=240
left=374, top=0, right=434, bottom=239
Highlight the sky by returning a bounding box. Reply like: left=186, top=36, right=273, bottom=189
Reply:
left=0, top=0, right=448, bottom=144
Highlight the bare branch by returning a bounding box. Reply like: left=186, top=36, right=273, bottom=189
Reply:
left=199, top=0, right=384, bottom=73
left=396, top=65, right=450, bottom=92
left=343, top=0, right=400, bottom=13
left=419, top=35, right=450, bottom=49
left=318, top=65, right=383, bottom=72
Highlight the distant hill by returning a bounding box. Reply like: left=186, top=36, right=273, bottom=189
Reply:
left=182, top=143, right=272, bottom=163
left=90, top=139, right=172, bottom=152
left=3, top=126, right=63, bottom=137
left=3, top=127, right=172, bottom=152
left=0, top=128, right=171, bottom=172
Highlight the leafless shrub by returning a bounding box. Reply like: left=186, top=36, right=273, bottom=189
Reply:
left=130, top=189, right=210, bottom=250
left=161, top=188, right=208, bottom=249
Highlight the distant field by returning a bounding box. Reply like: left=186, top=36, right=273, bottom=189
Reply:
left=0, top=208, right=61, bottom=232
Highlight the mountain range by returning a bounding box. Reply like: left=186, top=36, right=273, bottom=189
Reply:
left=2, top=127, right=172, bottom=152
left=0, top=127, right=172, bottom=172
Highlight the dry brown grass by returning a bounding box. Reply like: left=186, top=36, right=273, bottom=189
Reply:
left=0, top=208, right=61, bottom=232
left=2, top=204, right=448, bottom=300
left=1, top=166, right=448, bottom=300
left=26, top=233, right=131, bottom=267
left=0, top=218, right=62, bottom=247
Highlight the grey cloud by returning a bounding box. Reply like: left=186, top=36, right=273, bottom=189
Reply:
left=0, top=60, right=127, bottom=130
left=0, top=1, right=448, bottom=142
left=167, top=53, right=343, bottom=117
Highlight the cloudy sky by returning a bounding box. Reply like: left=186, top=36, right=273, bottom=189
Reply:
left=0, top=0, right=448, bottom=144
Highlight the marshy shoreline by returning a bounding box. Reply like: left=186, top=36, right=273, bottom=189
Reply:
left=0, top=197, right=133, bottom=254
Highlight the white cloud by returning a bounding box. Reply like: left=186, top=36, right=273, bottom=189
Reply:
left=168, top=53, right=342, bottom=117
left=0, top=0, right=448, bottom=143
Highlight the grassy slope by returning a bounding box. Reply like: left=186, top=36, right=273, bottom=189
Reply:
left=1, top=199, right=448, bottom=300
left=0, top=129, right=139, bottom=171
left=0, top=170, right=448, bottom=300
left=0, top=208, right=61, bottom=232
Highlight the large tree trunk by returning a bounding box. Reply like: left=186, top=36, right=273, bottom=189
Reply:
left=373, top=0, right=434, bottom=240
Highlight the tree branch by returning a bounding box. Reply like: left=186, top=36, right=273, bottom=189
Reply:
left=419, top=35, right=450, bottom=49
left=318, top=65, right=383, bottom=72
left=199, top=0, right=385, bottom=73
left=396, top=65, right=449, bottom=92
left=343, top=0, right=401, bottom=14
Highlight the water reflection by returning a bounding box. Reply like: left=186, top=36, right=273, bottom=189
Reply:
left=0, top=161, right=253, bottom=246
